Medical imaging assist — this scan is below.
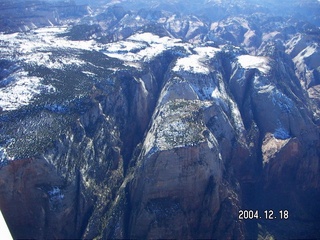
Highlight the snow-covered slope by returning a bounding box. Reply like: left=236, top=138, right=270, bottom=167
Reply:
left=237, top=55, right=270, bottom=74
left=0, top=27, right=100, bottom=111
left=0, top=26, right=223, bottom=111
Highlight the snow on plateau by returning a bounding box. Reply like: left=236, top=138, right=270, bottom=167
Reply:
left=103, top=32, right=183, bottom=62
left=104, top=32, right=220, bottom=70
left=0, top=71, right=47, bottom=111
left=237, top=55, right=270, bottom=74
left=0, top=26, right=222, bottom=111
left=0, top=27, right=99, bottom=69
left=173, top=46, right=220, bottom=74
left=0, top=26, right=99, bottom=111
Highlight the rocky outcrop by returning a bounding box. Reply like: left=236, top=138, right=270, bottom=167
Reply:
left=128, top=96, right=246, bottom=239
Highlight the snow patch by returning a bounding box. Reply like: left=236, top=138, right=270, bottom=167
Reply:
left=293, top=44, right=318, bottom=70
left=257, top=83, right=275, bottom=94
left=0, top=147, right=11, bottom=167
left=194, top=46, right=219, bottom=58
left=104, top=32, right=219, bottom=67
left=128, top=32, right=179, bottom=45
left=0, top=71, right=45, bottom=111
left=173, top=46, right=219, bottom=74
left=22, top=52, right=86, bottom=69
left=237, top=55, right=270, bottom=74
left=174, top=55, right=209, bottom=74
left=295, top=45, right=317, bottom=59
left=47, top=186, right=64, bottom=210
left=211, top=87, right=221, bottom=99
left=0, top=26, right=101, bottom=70
left=82, top=71, right=96, bottom=76
left=105, top=41, right=147, bottom=53
left=103, top=32, right=182, bottom=62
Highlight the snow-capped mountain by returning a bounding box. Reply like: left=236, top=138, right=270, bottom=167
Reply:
left=0, top=0, right=320, bottom=239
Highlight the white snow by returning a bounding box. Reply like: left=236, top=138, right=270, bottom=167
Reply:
left=293, top=44, right=318, bottom=68
left=21, top=51, right=86, bottom=69
left=257, top=83, right=275, bottom=94
left=173, top=46, right=219, bottom=74
left=138, top=43, right=167, bottom=61
left=0, top=26, right=222, bottom=111
left=244, top=30, right=255, bottom=46
left=168, top=19, right=183, bottom=33
left=194, top=46, right=219, bottom=58
left=211, top=87, right=221, bottom=99
left=237, top=55, right=270, bottom=74
left=229, top=98, right=245, bottom=133
left=128, top=32, right=176, bottom=44
left=104, top=32, right=183, bottom=62
left=3, top=26, right=98, bottom=51
left=0, top=26, right=106, bottom=111
left=0, top=26, right=101, bottom=70
left=82, top=71, right=96, bottom=77
left=0, top=146, right=13, bottom=164
left=295, top=45, right=317, bottom=59
left=0, top=71, right=45, bottom=111
left=104, top=32, right=219, bottom=66
left=106, top=41, right=146, bottom=53
left=262, top=31, right=281, bottom=42
left=174, top=55, right=209, bottom=74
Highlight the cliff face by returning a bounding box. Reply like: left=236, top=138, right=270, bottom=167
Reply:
left=0, top=0, right=320, bottom=239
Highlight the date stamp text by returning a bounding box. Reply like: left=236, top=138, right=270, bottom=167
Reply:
left=238, top=210, right=289, bottom=220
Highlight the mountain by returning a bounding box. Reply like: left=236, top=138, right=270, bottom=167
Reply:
left=0, top=0, right=91, bottom=33
left=0, top=0, right=320, bottom=239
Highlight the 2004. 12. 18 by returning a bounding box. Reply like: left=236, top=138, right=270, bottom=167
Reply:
left=238, top=210, right=289, bottom=220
